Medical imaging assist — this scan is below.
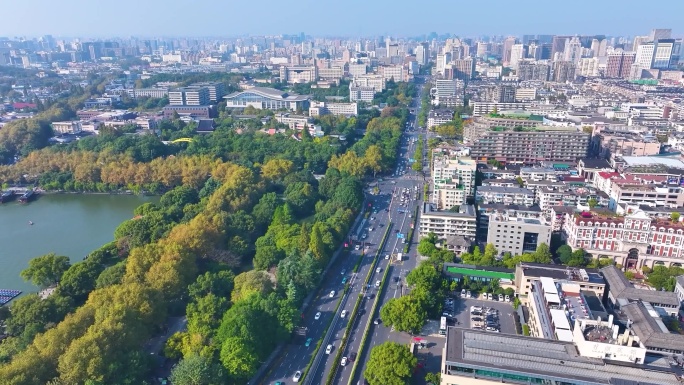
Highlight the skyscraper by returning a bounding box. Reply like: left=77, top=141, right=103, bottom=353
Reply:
left=563, top=37, right=582, bottom=64
left=649, top=29, right=672, bottom=41
left=605, top=49, right=636, bottom=78
left=551, top=36, right=571, bottom=60
left=509, top=44, right=526, bottom=70
left=503, top=36, right=517, bottom=63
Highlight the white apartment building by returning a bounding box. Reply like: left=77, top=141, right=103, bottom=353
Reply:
left=475, top=186, right=535, bottom=206
left=52, top=121, right=82, bottom=134
left=125, top=88, right=169, bottom=99
left=352, top=74, right=386, bottom=92
left=432, top=155, right=476, bottom=210
left=379, top=64, right=408, bottom=82
left=487, top=215, right=552, bottom=256
left=577, top=57, right=600, bottom=77
left=308, top=101, right=358, bottom=116
left=434, top=79, right=459, bottom=98
left=419, top=203, right=477, bottom=240
left=348, top=63, right=367, bottom=77
left=169, top=87, right=210, bottom=106
left=317, top=67, right=344, bottom=81
left=279, top=66, right=317, bottom=84
left=349, top=86, right=375, bottom=102
left=427, top=109, right=454, bottom=129
left=514, top=88, right=537, bottom=102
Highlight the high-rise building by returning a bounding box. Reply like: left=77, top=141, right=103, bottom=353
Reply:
left=517, top=62, right=551, bottom=81
left=652, top=39, right=677, bottom=69
left=577, top=57, right=600, bottom=77
left=492, top=84, right=516, bottom=103
left=551, top=35, right=571, bottom=60
left=476, top=42, right=489, bottom=57
left=649, top=28, right=672, bottom=41
left=509, top=44, right=526, bottom=69
left=632, top=35, right=650, bottom=51
left=169, top=87, right=210, bottom=106
left=563, top=36, right=582, bottom=64
left=605, top=50, right=636, bottom=78
left=634, top=42, right=656, bottom=69
left=590, top=38, right=608, bottom=57
left=415, top=42, right=429, bottom=65
left=450, top=57, right=475, bottom=80
left=553, top=61, right=576, bottom=82
left=432, top=154, right=477, bottom=209
left=502, top=36, right=517, bottom=63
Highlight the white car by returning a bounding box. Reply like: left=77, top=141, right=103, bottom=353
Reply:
left=375, top=280, right=381, bottom=288
left=505, top=295, right=511, bottom=302
left=326, top=344, right=333, bottom=354
left=341, top=357, right=348, bottom=366
left=355, top=244, right=360, bottom=251
left=385, top=254, right=390, bottom=260
left=376, top=267, right=381, bottom=273
left=293, top=370, right=302, bottom=382
left=341, top=310, right=347, bottom=318
left=315, top=311, right=321, bottom=320
left=329, top=290, right=335, bottom=298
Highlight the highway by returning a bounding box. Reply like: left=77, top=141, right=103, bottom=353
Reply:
left=264, top=76, right=429, bottom=385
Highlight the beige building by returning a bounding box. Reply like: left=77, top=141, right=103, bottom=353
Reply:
left=432, top=154, right=476, bottom=210
left=51, top=121, right=82, bottom=134
left=487, top=215, right=552, bottom=256
left=279, top=66, right=317, bottom=84
left=308, top=101, right=358, bottom=117
left=419, top=203, right=476, bottom=241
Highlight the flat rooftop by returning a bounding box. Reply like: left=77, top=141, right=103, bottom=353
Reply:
left=445, top=327, right=682, bottom=385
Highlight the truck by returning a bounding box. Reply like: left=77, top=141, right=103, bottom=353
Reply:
left=396, top=253, right=402, bottom=261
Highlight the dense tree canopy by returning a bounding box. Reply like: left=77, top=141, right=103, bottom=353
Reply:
left=364, top=341, right=417, bottom=385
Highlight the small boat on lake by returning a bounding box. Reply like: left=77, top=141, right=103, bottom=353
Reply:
left=19, top=190, right=35, bottom=203
left=28, top=221, right=33, bottom=225
left=0, top=190, right=15, bottom=203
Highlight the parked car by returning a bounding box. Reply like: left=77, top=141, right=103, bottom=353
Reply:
left=293, top=370, right=302, bottom=382
left=461, top=289, right=466, bottom=297
left=385, top=254, right=390, bottom=259
left=487, top=293, right=492, bottom=300
left=505, top=294, right=511, bottom=302
left=355, top=244, right=360, bottom=251
left=466, top=290, right=471, bottom=298
left=499, top=294, right=504, bottom=302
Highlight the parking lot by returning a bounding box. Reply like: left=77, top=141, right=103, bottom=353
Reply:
left=449, top=297, right=517, bottom=335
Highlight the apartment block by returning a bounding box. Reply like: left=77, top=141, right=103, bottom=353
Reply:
left=348, top=63, right=367, bottom=77
left=432, top=154, right=476, bottom=210
left=477, top=203, right=544, bottom=238
left=349, top=86, right=375, bottom=102
left=475, top=186, right=535, bottom=206
left=419, top=202, right=476, bottom=241
left=427, top=108, right=454, bottom=129
left=468, top=127, right=590, bottom=163
left=274, top=113, right=315, bottom=131
left=352, top=74, right=386, bottom=92
left=308, top=101, right=358, bottom=117
left=279, top=66, right=317, bottom=83
left=514, top=88, right=537, bottom=102
left=487, top=214, right=552, bottom=256
left=125, top=87, right=169, bottom=99
left=190, top=82, right=226, bottom=103
left=469, top=101, right=528, bottom=115
left=517, top=62, right=551, bottom=81
left=169, top=87, right=210, bottom=106
left=52, top=121, right=82, bottom=134
left=379, top=64, right=408, bottom=82
left=317, top=66, right=344, bottom=81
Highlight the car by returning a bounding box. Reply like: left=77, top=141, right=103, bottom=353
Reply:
left=487, top=293, right=492, bottom=300
left=385, top=254, right=390, bottom=260
left=275, top=382, right=284, bottom=385
left=341, top=357, right=348, bottom=366
left=486, top=326, right=499, bottom=332
left=342, top=277, right=347, bottom=284
left=355, top=244, right=360, bottom=251
left=341, top=310, right=347, bottom=318
left=315, top=311, right=321, bottom=320
left=293, top=370, right=302, bottom=382
left=370, top=217, right=376, bottom=221
left=350, top=352, right=357, bottom=361
left=329, top=290, right=335, bottom=298
left=374, top=318, right=381, bottom=325
left=471, top=317, right=483, bottom=322
left=341, top=269, right=346, bottom=275
left=402, top=238, right=406, bottom=244
left=369, top=227, right=374, bottom=232
left=376, top=267, right=381, bottom=273
left=461, top=289, right=466, bottom=297
left=505, top=294, right=511, bottom=302
left=499, top=294, right=504, bottom=302
left=305, top=337, right=313, bottom=347
left=326, top=344, right=333, bottom=354
left=367, top=293, right=374, bottom=299
left=375, top=280, right=381, bottom=287
left=394, top=276, right=400, bottom=283
left=362, top=233, right=367, bottom=239
left=466, top=290, right=471, bottom=298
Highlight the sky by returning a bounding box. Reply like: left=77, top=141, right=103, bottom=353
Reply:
left=1, top=0, right=682, bottom=38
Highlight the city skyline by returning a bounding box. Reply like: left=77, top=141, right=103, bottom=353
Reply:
left=2, top=0, right=683, bottom=38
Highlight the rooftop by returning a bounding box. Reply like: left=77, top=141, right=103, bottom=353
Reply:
left=476, top=186, right=534, bottom=195
left=619, top=301, right=684, bottom=352
left=444, top=327, right=682, bottom=385
left=620, top=156, right=684, bottom=170
left=601, top=266, right=681, bottom=307
left=444, top=263, right=515, bottom=281
left=519, top=263, right=605, bottom=284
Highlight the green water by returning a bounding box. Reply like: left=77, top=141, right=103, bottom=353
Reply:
left=0, top=194, right=157, bottom=297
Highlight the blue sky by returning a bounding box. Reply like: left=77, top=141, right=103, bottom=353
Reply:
left=1, top=0, right=682, bottom=38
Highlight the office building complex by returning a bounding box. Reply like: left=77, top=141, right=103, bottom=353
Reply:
left=420, top=203, right=476, bottom=253
left=308, top=101, right=357, bottom=116
left=487, top=215, right=552, bottom=256
left=125, top=88, right=169, bottom=99
left=190, top=82, right=225, bottom=103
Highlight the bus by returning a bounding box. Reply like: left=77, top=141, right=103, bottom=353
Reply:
left=439, top=316, right=447, bottom=335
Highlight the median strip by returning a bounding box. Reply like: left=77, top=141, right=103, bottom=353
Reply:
left=346, top=225, right=396, bottom=385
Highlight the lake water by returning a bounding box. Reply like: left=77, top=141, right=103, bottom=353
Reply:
left=0, top=194, right=157, bottom=296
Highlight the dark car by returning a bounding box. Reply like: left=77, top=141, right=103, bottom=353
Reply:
left=350, top=352, right=357, bottom=361
left=471, top=317, right=483, bottom=322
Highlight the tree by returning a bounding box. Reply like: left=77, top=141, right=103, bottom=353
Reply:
left=20, top=253, right=71, bottom=288
left=188, top=270, right=235, bottom=300
left=219, top=337, right=260, bottom=380
left=556, top=245, right=573, bottom=264
left=58, top=261, right=101, bottom=302
left=169, top=354, right=225, bottom=385
left=380, top=296, right=427, bottom=334
left=231, top=271, right=273, bottom=303
left=95, top=261, right=126, bottom=289
left=364, top=341, right=417, bottom=385
left=425, top=372, right=441, bottom=385
left=533, top=243, right=552, bottom=263
left=671, top=212, right=681, bottom=223
left=364, top=145, right=383, bottom=177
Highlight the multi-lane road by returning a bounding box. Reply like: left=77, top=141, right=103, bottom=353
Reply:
left=264, top=77, right=430, bottom=385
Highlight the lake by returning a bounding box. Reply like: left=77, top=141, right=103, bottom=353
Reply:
left=0, top=193, right=157, bottom=296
